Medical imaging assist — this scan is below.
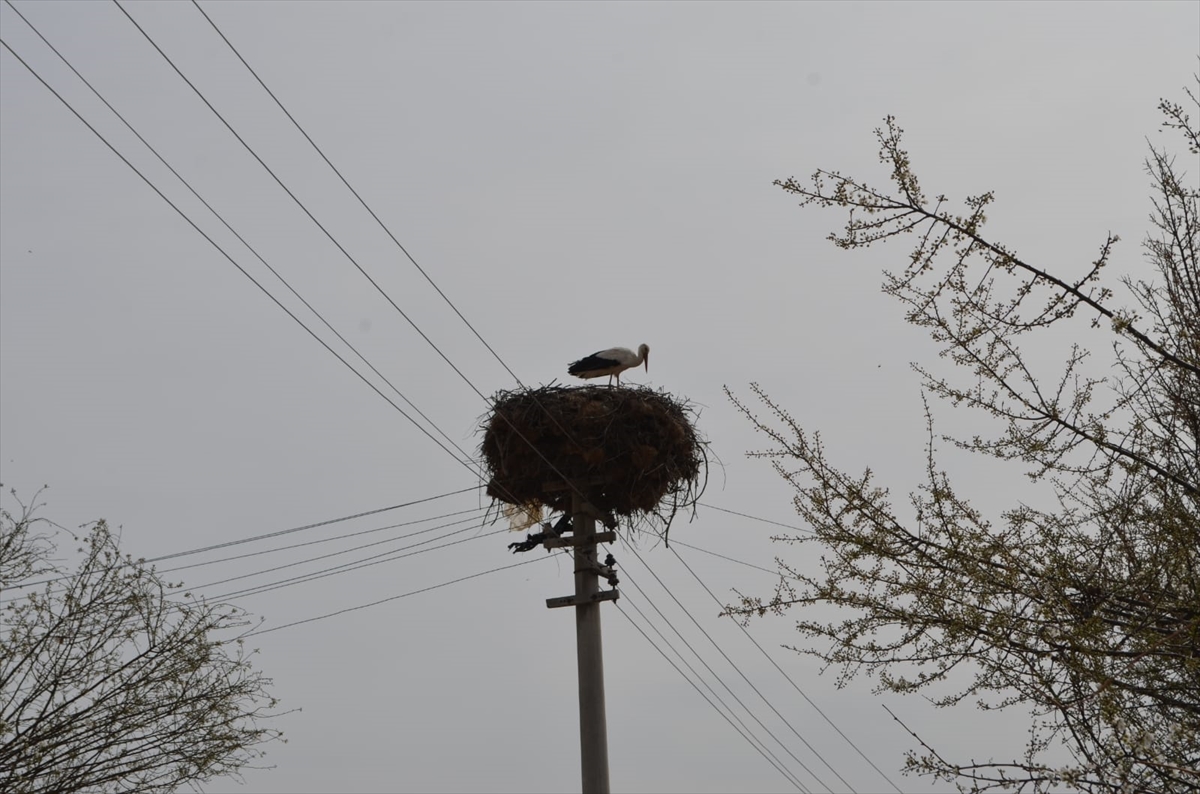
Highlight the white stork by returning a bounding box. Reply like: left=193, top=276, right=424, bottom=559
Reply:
left=568, top=343, right=649, bottom=387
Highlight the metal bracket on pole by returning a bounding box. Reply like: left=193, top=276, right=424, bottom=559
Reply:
left=546, top=590, right=619, bottom=609
left=543, top=531, right=616, bottom=549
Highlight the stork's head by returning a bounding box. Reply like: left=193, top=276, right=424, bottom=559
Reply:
left=639, top=343, right=650, bottom=371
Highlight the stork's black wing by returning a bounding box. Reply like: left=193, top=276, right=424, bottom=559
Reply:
left=568, top=353, right=618, bottom=375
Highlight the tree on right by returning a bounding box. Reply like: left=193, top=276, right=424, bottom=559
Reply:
left=727, top=82, right=1199, bottom=792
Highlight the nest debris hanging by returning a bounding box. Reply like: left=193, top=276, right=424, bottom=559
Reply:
left=480, top=384, right=706, bottom=540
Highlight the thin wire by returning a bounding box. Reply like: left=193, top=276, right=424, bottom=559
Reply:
left=153, top=488, right=480, bottom=563
left=670, top=546, right=904, bottom=793
left=113, top=0, right=494, bottom=407
left=0, top=502, right=488, bottom=606
left=0, top=36, right=493, bottom=505
left=113, top=0, right=584, bottom=517
left=622, top=539, right=853, bottom=793
left=187, top=1, right=623, bottom=486
left=1, top=0, right=481, bottom=475
left=8, top=489, right=467, bottom=590
left=187, top=0, right=639, bottom=571
left=620, top=593, right=807, bottom=790
left=0, top=11, right=540, bottom=636
left=188, top=0, right=653, bottom=488
left=241, top=556, right=551, bottom=638
left=157, top=506, right=485, bottom=575
left=6, top=0, right=538, bottom=530
left=172, top=512, right=488, bottom=595
left=0, top=20, right=536, bottom=642
left=211, top=527, right=508, bottom=601
left=620, top=559, right=828, bottom=792
left=615, top=599, right=806, bottom=793
left=189, top=0, right=527, bottom=389
left=699, top=502, right=811, bottom=534
left=669, top=540, right=783, bottom=577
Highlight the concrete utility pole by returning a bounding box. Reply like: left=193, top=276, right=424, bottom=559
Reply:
left=571, top=493, right=609, bottom=794
left=545, top=490, right=618, bottom=794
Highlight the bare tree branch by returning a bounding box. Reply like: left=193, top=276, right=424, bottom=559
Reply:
left=1, top=501, right=283, bottom=794
left=727, top=81, right=1200, bottom=792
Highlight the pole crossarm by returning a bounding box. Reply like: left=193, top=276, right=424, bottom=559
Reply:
left=546, top=590, right=620, bottom=609
left=543, top=531, right=617, bottom=548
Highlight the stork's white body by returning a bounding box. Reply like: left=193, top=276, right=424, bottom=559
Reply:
left=568, top=343, right=649, bottom=386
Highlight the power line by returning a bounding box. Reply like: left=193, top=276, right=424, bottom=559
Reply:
left=649, top=535, right=892, bottom=780
left=698, top=502, right=811, bottom=534
left=618, top=596, right=808, bottom=791
left=210, top=526, right=509, bottom=601
left=187, top=4, right=620, bottom=496
left=5, top=0, right=538, bottom=534
left=669, top=540, right=783, bottom=577
left=173, top=512, right=489, bottom=595
left=189, top=0, right=528, bottom=390
left=241, top=555, right=551, bottom=638
left=0, top=486, right=482, bottom=600
left=0, top=35, right=495, bottom=510
left=152, top=487, right=480, bottom=563
left=21, top=496, right=563, bottom=605
left=111, top=0, right=574, bottom=517
left=614, top=598, right=806, bottom=793
left=3, top=513, right=494, bottom=609
left=157, top=506, right=486, bottom=575
left=669, top=545, right=904, bottom=793
left=1, top=496, right=508, bottom=638
left=621, top=539, right=854, bottom=792
left=0, top=4, right=541, bottom=618
left=184, top=0, right=622, bottom=540
left=619, top=558, right=828, bottom=792
left=113, top=0, right=494, bottom=408
left=185, top=2, right=657, bottom=495
left=0, top=3, right=554, bottom=640
left=1, top=0, right=483, bottom=476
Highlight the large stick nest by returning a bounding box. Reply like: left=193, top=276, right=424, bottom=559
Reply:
left=480, top=384, right=707, bottom=539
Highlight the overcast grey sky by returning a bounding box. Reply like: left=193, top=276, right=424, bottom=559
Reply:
left=2, top=1, right=1197, bottom=792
